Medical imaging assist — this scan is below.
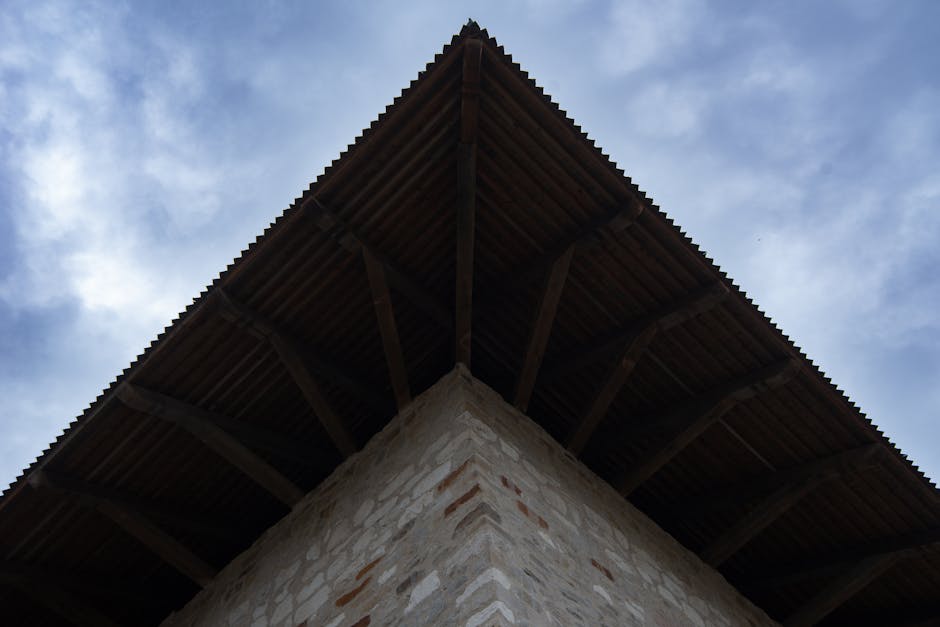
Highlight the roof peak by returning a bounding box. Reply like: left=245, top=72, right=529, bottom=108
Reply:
left=460, top=19, right=482, bottom=37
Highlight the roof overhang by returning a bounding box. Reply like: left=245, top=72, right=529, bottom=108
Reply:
left=2, top=21, right=938, bottom=626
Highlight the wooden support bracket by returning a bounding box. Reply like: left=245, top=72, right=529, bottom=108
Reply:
left=565, top=283, right=730, bottom=455
left=116, top=383, right=307, bottom=507
left=748, top=525, right=940, bottom=591
left=475, top=204, right=644, bottom=320
left=514, top=246, right=574, bottom=411
left=653, top=443, right=884, bottom=522
left=699, top=443, right=885, bottom=566
left=456, top=37, right=482, bottom=368
left=215, top=289, right=359, bottom=458
left=616, top=358, right=800, bottom=496
left=306, top=198, right=453, bottom=332
left=29, top=470, right=218, bottom=588
left=783, top=553, right=900, bottom=627
left=545, top=282, right=728, bottom=384
left=363, top=248, right=411, bottom=410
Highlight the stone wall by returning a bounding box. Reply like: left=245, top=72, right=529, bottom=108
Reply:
left=163, top=366, right=777, bottom=627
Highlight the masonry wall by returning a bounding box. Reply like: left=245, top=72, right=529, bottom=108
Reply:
left=162, top=366, right=778, bottom=627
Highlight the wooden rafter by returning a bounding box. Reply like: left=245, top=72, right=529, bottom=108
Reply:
left=200, top=414, right=331, bottom=473
left=0, top=567, right=121, bottom=627
left=783, top=553, right=900, bottom=627
left=566, top=283, right=729, bottom=455
left=483, top=37, right=646, bottom=211
left=116, top=383, right=306, bottom=507
left=363, top=248, right=411, bottom=410
left=701, top=478, right=824, bottom=567
left=456, top=37, right=482, bottom=367
left=28, top=470, right=218, bottom=588
left=545, top=282, right=728, bottom=383
left=514, top=246, right=574, bottom=411
left=567, top=324, right=659, bottom=455
left=215, top=289, right=359, bottom=458
left=698, top=444, right=885, bottom=566
left=29, top=470, right=249, bottom=543
left=616, top=358, right=800, bottom=496
left=306, top=198, right=453, bottom=331
left=478, top=204, right=643, bottom=317
left=652, top=443, right=884, bottom=521
left=217, top=281, right=386, bottom=414
left=748, top=526, right=940, bottom=590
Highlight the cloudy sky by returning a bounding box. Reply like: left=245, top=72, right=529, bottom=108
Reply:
left=1, top=0, right=938, bottom=489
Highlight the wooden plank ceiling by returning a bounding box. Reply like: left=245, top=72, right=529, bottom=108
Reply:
left=1, top=21, right=937, bottom=626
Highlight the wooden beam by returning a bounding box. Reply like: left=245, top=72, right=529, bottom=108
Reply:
left=116, top=383, right=306, bottom=507
left=514, top=246, right=574, bottom=411
left=461, top=38, right=483, bottom=144
left=385, top=263, right=452, bottom=332
left=544, top=282, right=728, bottom=383
left=363, top=248, right=411, bottom=410
left=28, top=470, right=250, bottom=544
left=29, top=470, right=218, bottom=588
left=216, top=284, right=386, bottom=414
left=269, top=334, right=359, bottom=459
left=200, top=412, right=333, bottom=473
left=700, top=477, right=824, bottom=567
left=216, top=289, right=359, bottom=458
left=483, top=45, right=649, bottom=227
left=116, top=369, right=328, bottom=471
left=616, top=358, right=799, bottom=496
left=307, top=198, right=453, bottom=332
left=456, top=38, right=482, bottom=367
left=652, top=443, right=884, bottom=521
left=747, top=526, right=940, bottom=590
left=478, top=205, right=643, bottom=317
left=784, top=553, right=899, bottom=627
left=0, top=568, right=122, bottom=627
left=455, top=141, right=476, bottom=367
left=567, top=324, right=659, bottom=455
left=565, top=283, right=729, bottom=455
left=299, top=348, right=389, bottom=416
left=513, top=205, right=642, bottom=289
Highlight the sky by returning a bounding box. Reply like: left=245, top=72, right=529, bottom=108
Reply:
left=1, top=0, right=938, bottom=490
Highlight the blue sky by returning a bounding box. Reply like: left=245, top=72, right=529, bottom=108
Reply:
left=1, top=0, right=938, bottom=489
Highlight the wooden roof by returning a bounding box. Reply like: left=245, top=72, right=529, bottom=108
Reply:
left=1, top=21, right=938, bottom=626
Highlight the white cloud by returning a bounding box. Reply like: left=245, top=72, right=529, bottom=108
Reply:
left=626, top=81, right=710, bottom=138
left=882, top=89, right=940, bottom=163
left=597, top=0, right=705, bottom=76
left=0, top=2, right=232, bottom=321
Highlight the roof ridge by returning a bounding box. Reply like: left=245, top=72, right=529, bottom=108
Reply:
left=460, top=19, right=482, bottom=36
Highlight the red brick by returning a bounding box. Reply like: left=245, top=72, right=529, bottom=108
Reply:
left=335, top=576, right=371, bottom=607
left=350, top=616, right=371, bottom=627
left=437, top=458, right=471, bottom=492
left=515, top=499, right=549, bottom=529
left=356, top=556, right=383, bottom=581
left=500, top=475, right=522, bottom=496
left=591, top=558, right=614, bottom=581
left=445, top=484, right=481, bottom=517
